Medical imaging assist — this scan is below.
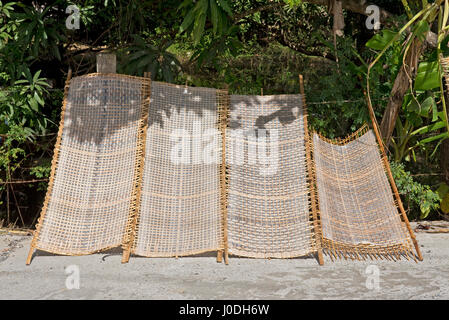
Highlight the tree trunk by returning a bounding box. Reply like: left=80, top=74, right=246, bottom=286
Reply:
left=441, top=139, right=449, bottom=183
left=380, top=37, right=425, bottom=146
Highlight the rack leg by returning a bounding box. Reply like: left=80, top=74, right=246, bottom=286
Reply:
left=26, top=246, right=34, bottom=265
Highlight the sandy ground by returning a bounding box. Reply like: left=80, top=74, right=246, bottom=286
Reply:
left=1, top=229, right=448, bottom=300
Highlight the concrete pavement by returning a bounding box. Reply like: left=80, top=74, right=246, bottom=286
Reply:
left=1, top=230, right=448, bottom=299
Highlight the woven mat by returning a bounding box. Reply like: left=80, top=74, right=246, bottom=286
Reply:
left=33, top=74, right=148, bottom=255
left=226, top=94, right=316, bottom=258
left=312, top=127, right=415, bottom=260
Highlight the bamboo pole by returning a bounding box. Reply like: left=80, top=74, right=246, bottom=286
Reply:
left=216, top=250, right=223, bottom=263
left=364, top=91, right=423, bottom=261
left=218, top=87, right=230, bottom=265
left=121, top=72, right=151, bottom=263
left=300, top=75, right=324, bottom=266
left=26, top=69, right=72, bottom=265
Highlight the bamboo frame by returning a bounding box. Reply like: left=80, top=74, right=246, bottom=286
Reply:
left=128, top=82, right=224, bottom=258
left=311, top=124, right=417, bottom=261
left=26, top=69, right=72, bottom=265
left=364, top=92, right=423, bottom=261
left=300, top=75, right=324, bottom=266
left=27, top=72, right=151, bottom=264
left=217, top=88, right=230, bottom=265
left=122, top=72, right=152, bottom=263
left=25, top=70, right=422, bottom=265
left=226, top=92, right=316, bottom=259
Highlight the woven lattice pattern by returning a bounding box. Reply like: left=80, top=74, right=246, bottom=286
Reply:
left=312, top=128, right=414, bottom=258
left=34, top=74, right=147, bottom=255
left=28, top=72, right=420, bottom=263
left=226, top=94, right=315, bottom=258
left=131, top=82, right=224, bottom=257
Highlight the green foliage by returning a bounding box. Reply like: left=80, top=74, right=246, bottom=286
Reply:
left=391, top=161, right=440, bottom=219
left=364, top=7, right=449, bottom=163
left=366, top=0, right=449, bottom=154
left=29, top=161, right=51, bottom=191
left=436, top=182, right=449, bottom=214
left=179, top=0, right=233, bottom=45
left=190, top=25, right=242, bottom=67
left=0, top=1, right=16, bottom=45
left=29, top=163, right=51, bottom=179
left=180, top=43, right=308, bottom=94
left=0, top=0, right=447, bottom=224
left=0, top=124, right=29, bottom=174
left=14, top=3, right=66, bottom=62
left=119, top=35, right=181, bottom=82
left=415, top=61, right=440, bottom=90
left=283, top=0, right=303, bottom=7
left=391, top=91, right=449, bottom=162
left=366, top=30, right=399, bottom=51
left=306, top=37, right=375, bottom=137
left=0, top=69, right=51, bottom=135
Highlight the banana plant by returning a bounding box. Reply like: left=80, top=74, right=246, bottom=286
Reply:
left=366, top=0, right=449, bottom=147
left=390, top=93, right=445, bottom=162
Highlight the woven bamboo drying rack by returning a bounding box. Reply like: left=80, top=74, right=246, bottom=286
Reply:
left=225, top=79, right=319, bottom=260
left=26, top=71, right=150, bottom=263
left=365, top=92, right=423, bottom=261
left=126, top=81, right=225, bottom=259
left=306, top=88, right=423, bottom=262
left=25, top=68, right=424, bottom=265
left=26, top=69, right=72, bottom=265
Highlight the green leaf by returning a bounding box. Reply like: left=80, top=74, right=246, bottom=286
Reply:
left=210, top=0, right=219, bottom=35
left=178, top=0, right=193, bottom=10
left=442, top=193, right=449, bottom=214
left=32, top=70, right=41, bottom=83
left=29, top=97, right=38, bottom=111
left=419, top=204, right=431, bottom=219
left=415, top=61, right=440, bottom=90
left=136, top=55, right=156, bottom=69
left=412, top=20, right=429, bottom=42
left=193, top=12, right=206, bottom=45
left=129, top=50, right=149, bottom=61
left=420, top=132, right=449, bottom=144
left=34, top=92, right=44, bottom=106
left=436, top=183, right=449, bottom=200
left=420, top=96, right=436, bottom=117
left=217, top=0, right=232, bottom=16
left=411, top=120, right=447, bottom=136
left=195, top=0, right=208, bottom=14
left=366, top=30, right=398, bottom=51
left=179, top=8, right=195, bottom=33
left=441, top=34, right=449, bottom=56
left=443, top=0, right=449, bottom=29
